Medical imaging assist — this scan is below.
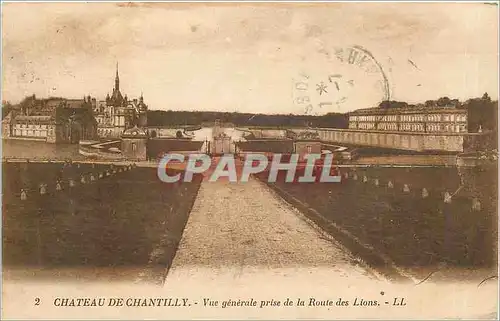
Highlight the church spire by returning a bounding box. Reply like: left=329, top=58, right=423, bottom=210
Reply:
left=115, top=62, right=120, bottom=91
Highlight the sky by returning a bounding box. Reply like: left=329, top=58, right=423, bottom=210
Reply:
left=1, top=2, right=498, bottom=115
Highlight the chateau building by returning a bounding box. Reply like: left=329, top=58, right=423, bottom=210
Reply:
left=2, top=95, right=97, bottom=143
left=348, top=107, right=468, bottom=133
left=93, top=64, right=148, bottom=138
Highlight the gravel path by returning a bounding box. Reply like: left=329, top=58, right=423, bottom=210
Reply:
left=164, top=176, right=377, bottom=289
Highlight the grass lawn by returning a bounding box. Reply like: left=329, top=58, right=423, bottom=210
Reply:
left=256, top=165, right=497, bottom=277
left=2, top=162, right=202, bottom=282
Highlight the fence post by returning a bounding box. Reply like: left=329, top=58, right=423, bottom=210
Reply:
left=444, top=191, right=452, bottom=203
left=20, top=189, right=27, bottom=201
left=39, top=184, right=47, bottom=195
left=472, top=197, right=481, bottom=211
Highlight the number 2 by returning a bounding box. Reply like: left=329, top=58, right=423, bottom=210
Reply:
left=35, top=298, right=40, bottom=306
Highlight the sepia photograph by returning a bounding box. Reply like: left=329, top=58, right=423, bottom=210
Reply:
left=1, top=1, right=498, bottom=319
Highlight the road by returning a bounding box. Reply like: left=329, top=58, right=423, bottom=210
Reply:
left=164, top=176, right=378, bottom=293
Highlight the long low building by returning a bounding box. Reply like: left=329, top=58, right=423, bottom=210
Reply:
left=348, top=106, right=468, bottom=133
left=314, top=104, right=491, bottom=152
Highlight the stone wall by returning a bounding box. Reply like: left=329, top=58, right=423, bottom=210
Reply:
left=315, top=129, right=466, bottom=152
left=146, top=126, right=473, bottom=153
left=147, top=138, right=205, bottom=160
left=247, top=129, right=287, bottom=139
left=239, top=128, right=467, bottom=152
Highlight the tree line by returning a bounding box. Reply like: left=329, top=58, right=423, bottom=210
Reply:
left=146, top=110, right=349, bottom=128
left=2, top=93, right=497, bottom=131
left=378, top=93, right=493, bottom=109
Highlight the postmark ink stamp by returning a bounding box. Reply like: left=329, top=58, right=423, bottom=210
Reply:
left=292, top=45, right=391, bottom=115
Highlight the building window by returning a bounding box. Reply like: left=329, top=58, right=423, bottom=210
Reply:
left=132, top=143, right=137, bottom=152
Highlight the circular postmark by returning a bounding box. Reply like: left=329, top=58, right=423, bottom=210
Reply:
left=292, top=45, right=391, bottom=115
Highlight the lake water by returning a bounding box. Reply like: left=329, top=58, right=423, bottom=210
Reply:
left=186, top=127, right=250, bottom=142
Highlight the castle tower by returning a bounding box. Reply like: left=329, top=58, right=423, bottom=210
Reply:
left=109, top=62, right=124, bottom=107
left=137, top=91, right=148, bottom=127
left=115, top=62, right=120, bottom=92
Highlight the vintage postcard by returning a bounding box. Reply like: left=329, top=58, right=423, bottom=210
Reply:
left=1, top=1, right=498, bottom=319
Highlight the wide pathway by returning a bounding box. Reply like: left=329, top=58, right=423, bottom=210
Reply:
left=164, top=177, right=379, bottom=293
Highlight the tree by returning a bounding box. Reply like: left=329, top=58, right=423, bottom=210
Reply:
left=1, top=100, right=13, bottom=119
left=379, top=100, right=391, bottom=109
left=378, top=100, right=408, bottom=109
left=482, top=92, right=491, bottom=101
left=425, top=100, right=436, bottom=107
left=436, top=97, right=451, bottom=107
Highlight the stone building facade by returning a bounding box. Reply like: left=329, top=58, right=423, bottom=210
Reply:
left=2, top=95, right=97, bottom=144
left=294, top=139, right=322, bottom=162
left=121, top=126, right=148, bottom=161
left=93, top=64, right=148, bottom=138
left=348, top=107, right=468, bottom=133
